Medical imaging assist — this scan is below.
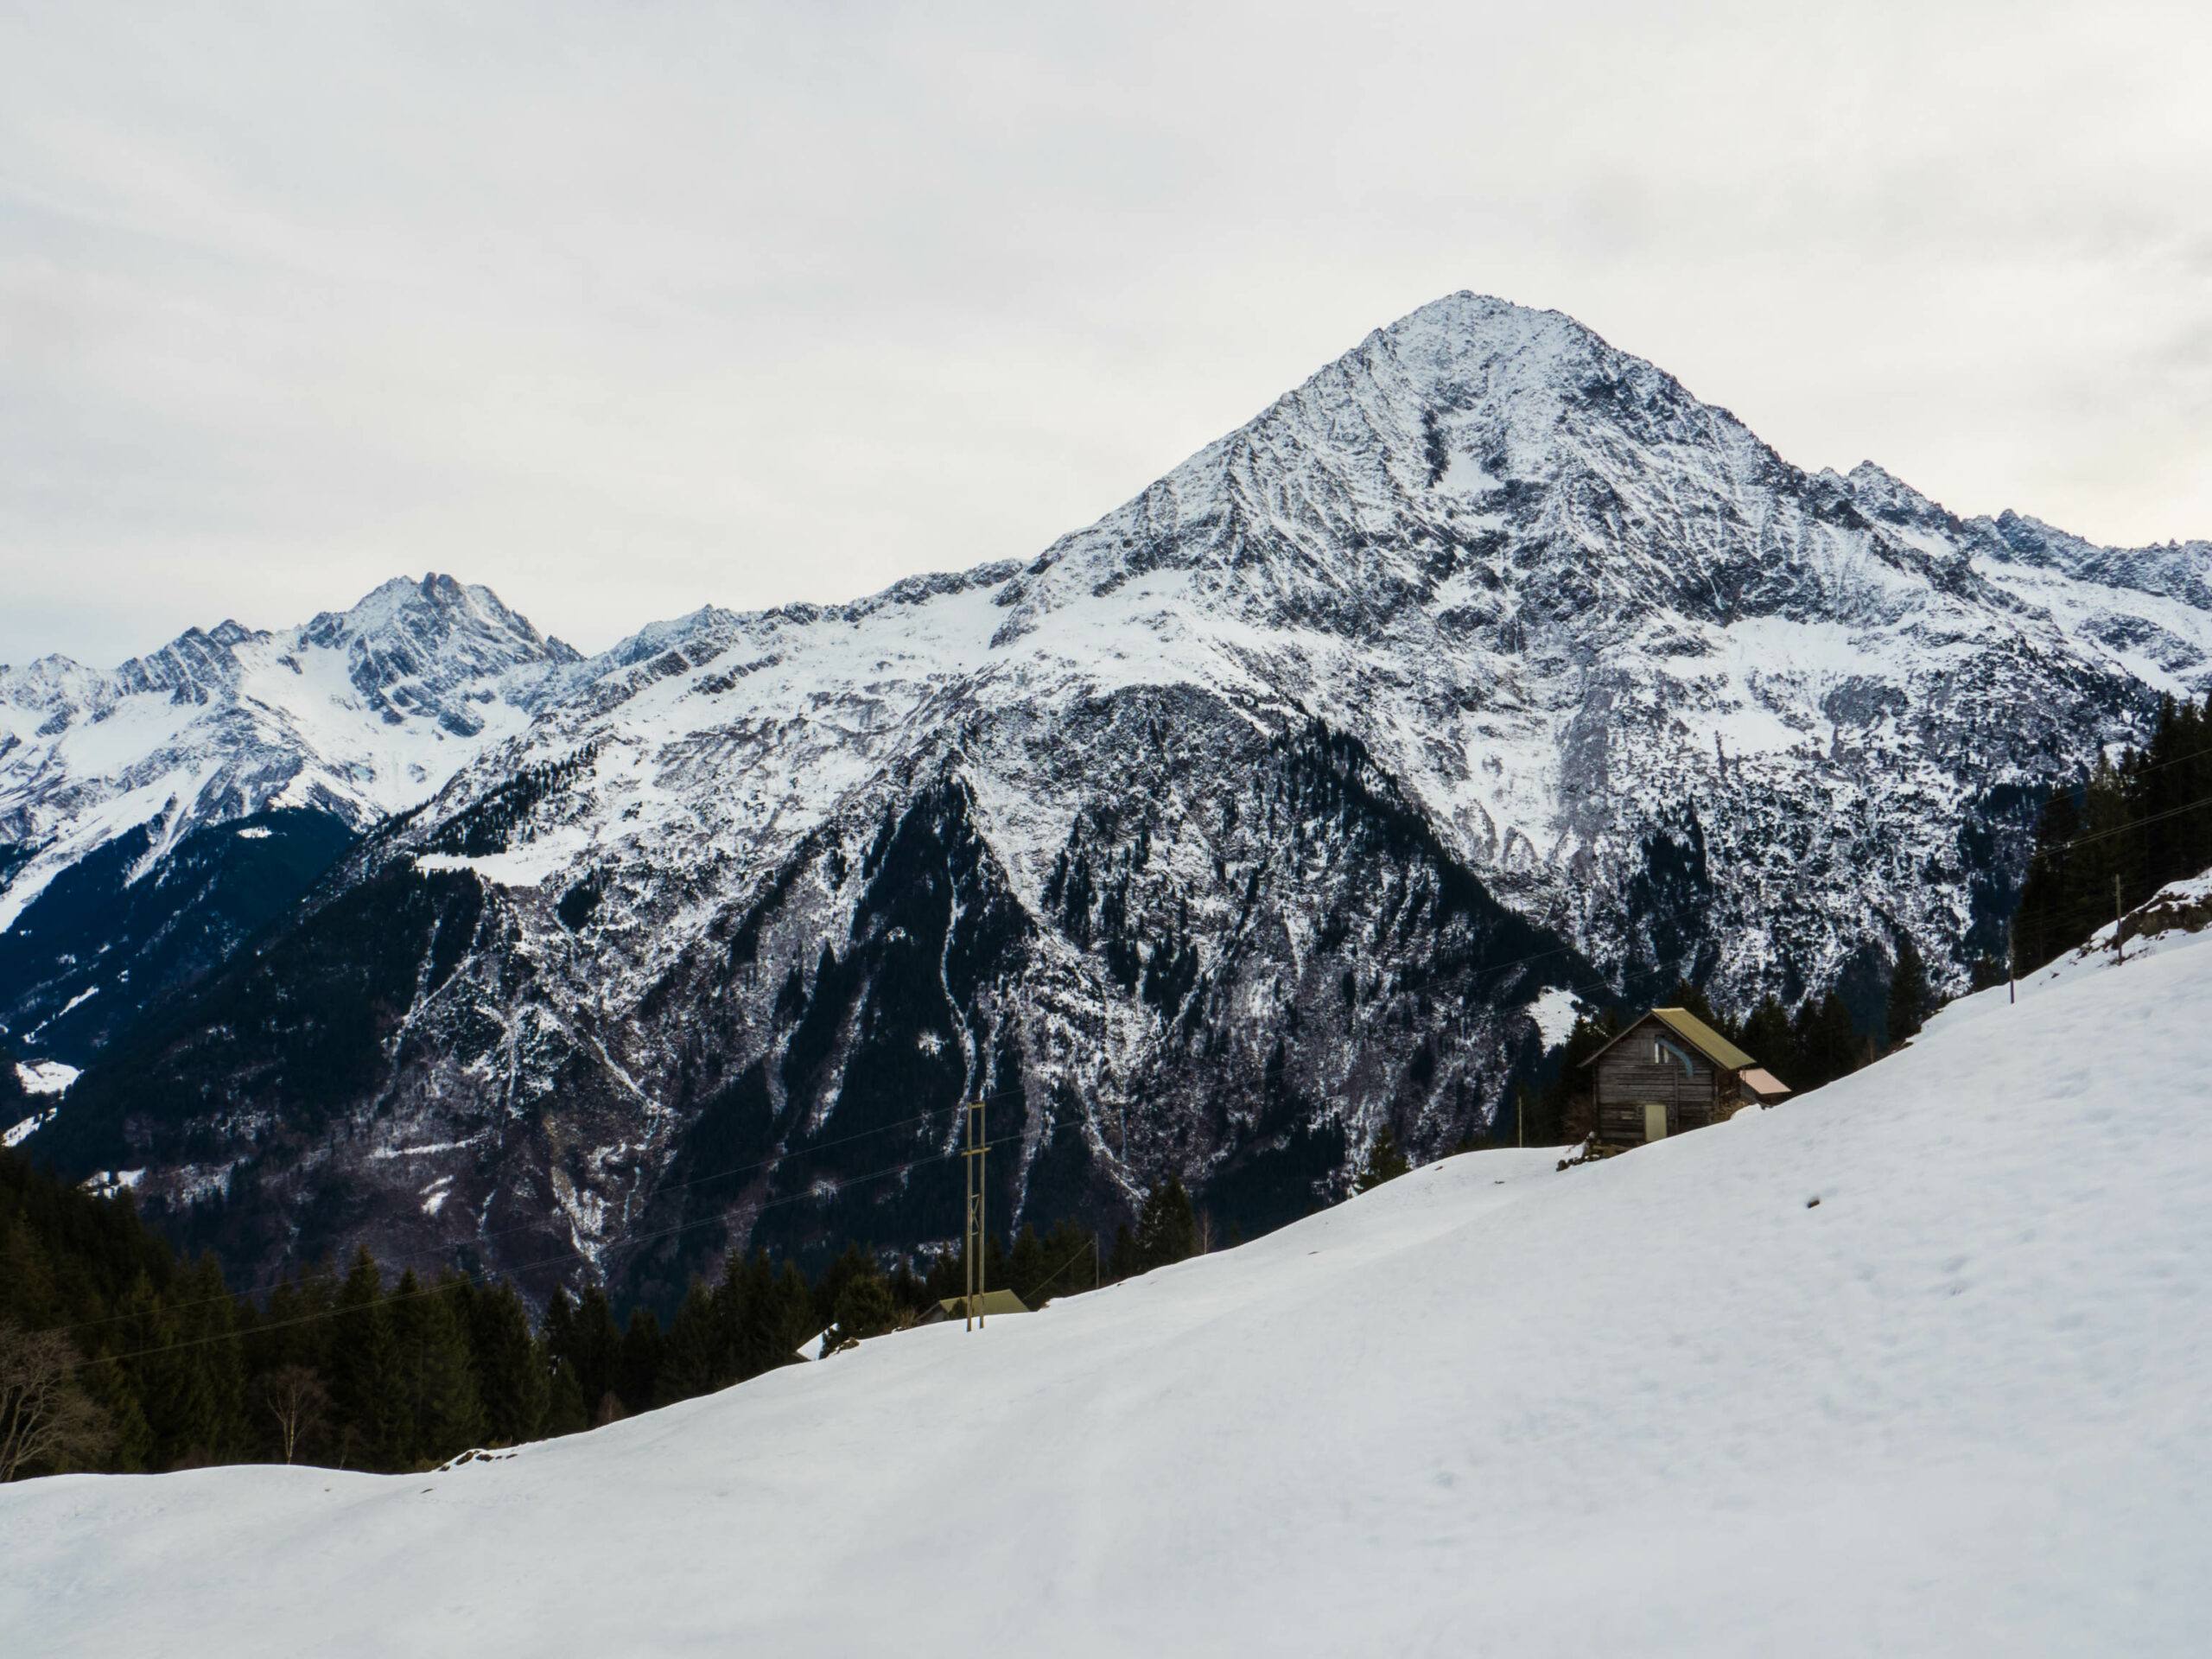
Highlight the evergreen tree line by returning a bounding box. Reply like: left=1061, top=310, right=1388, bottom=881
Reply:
left=2012, top=694, right=2212, bottom=975
left=2, top=1147, right=1210, bottom=1480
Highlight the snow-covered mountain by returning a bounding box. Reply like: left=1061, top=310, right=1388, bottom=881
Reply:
left=27, top=294, right=2212, bottom=1295
left=0, top=575, right=586, bottom=1059
left=9, top=920, right=2208, bottom=1656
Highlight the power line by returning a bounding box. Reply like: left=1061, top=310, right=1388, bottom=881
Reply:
left=38, top=927, right=1609, bottom=1338
left=66, top=1137, right=982, bottom=1375
left=41, top=1083, right=1039, bottom=1341
left=30, top=878, right=1729, bottom=1349
left=2042, top=789, right=2212, bottom=855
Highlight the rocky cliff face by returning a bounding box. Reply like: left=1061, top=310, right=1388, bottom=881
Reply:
left=23, top=295, right=2211, bottom=1300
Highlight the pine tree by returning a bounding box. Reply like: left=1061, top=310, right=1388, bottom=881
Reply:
left=655, top=1280, right=723, bottom=1406
left=561, top=1287, right=623, bottom=1419
left=77, top=1347, right=153, bottom=1472
left=1547, top=1008, right=1618, bottom=1144
left=465, top=1278, right=547, bottom=1447
left=1109, top=1221, right=1137, bottom=1283
left=1885, top=930, right=1931, bottom=1048
left=887, top=1259, right=931, bottom=1321
left=1038, top=1218, right=1099, bottom=1301
left=709, top=1251, right=757, bottom=1379
left=727, top=1256, right=816, bottom=1375
left=1005, top=1226, right=1047, bottom=1305
left=325, top=1248, right=400, bottom=1470
left=0, top=1215, right=61, bottom=1329
left=922, top=1243, right=965, bottom=1306
left=391, top=1270, right=482, bottom=1466
left=538, top=1289, right=590, bottom=1436
left=1789, top=990, right=1866, bottom=1091
left=1354, top=1127, right=1411, bottom=1192
left=113, top=1272, right=204, bottom=1471
left=827, top=1269, right=898, bottom=1351
left=1132, top=1176, right=1198, bottom=1274
left=2137, top=694, right=2212, bottom=893
left=812, top=1243, right=872, bottom=1333
left=617, top=1305, right=663, bottom=1415
left=1737, top=995, right=1792, bottom=1082
left=2012, top=783, right=2083, bottom=975
left=1665, top=979, right=1734, bottom=1039
left=169, top=1255, right=248, bottom=1466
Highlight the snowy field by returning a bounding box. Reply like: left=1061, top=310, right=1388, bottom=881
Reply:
left=5, top=931, right=2209, bottom=1656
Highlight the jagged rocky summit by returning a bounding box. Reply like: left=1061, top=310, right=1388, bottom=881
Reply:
left=16, top=294, right=2212, bottom=1302
left=0, top=575, right=591, bottom=1059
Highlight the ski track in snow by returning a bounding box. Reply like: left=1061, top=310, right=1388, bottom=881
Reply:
left=3, top=920, right=2207, bottom=1656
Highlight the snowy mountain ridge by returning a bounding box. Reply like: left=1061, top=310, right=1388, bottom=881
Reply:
left=22, top=293, right=2212, bottom=1295
left=0, top=575, right=584, bottom=935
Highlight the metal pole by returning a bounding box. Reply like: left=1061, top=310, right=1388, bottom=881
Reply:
left=961, top=1100, right=988, bottom=1331
left=977, top=1101, right=987, bottom=1330
left=2006, top=918, right=2015, bottom=1005
left=963, top=1103, right=974, bottom=1332
left=2114, top=874, right=2125, bottom=964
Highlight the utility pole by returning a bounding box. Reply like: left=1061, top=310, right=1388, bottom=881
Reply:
left=2114, top=875, right=2126, bottom=964
left=2006, top=918, right=2015, bottom=1006
left=962, top=1100, right=988, bottom=1331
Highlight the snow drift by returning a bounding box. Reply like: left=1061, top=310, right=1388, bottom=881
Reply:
left=4, top=898, right=2206, bottom=1656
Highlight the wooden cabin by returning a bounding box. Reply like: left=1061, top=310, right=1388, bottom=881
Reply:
left=1581, top=1007, right=1791, bottom=1147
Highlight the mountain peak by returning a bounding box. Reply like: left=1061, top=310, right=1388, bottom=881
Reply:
left=308, top=573, right=562, bottom=651
left=1841, top=461, right=1948, bottom=527
left=1, top=572, right=591, bottom=944
left=1376, top=289, right=1592, bottom=349
left=290, top=575, right=579, bottom=730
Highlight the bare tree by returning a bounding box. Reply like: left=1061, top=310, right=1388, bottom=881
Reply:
left=0, top=1322, right=113, bottom=1482
left=255, top=1364, right=328, bottom=1465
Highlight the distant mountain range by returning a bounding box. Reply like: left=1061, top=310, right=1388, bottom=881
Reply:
left=8, top=293, right=2208, bottom=1301
left=0, top=575, right=736, bottom=1061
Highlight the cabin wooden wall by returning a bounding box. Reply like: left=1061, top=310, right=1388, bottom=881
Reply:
left=1593, top=1026, right=1724, bottom=1143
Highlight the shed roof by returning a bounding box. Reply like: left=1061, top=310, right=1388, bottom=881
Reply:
left=934, top=1290, right=1031, bottom=1319
left=1583, top=1007, right=1759, bottom=1073
left=1739, top=1067, right=1792, bottom=1099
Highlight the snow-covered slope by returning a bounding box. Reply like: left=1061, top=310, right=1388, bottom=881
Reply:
left=0, top=576, right=592, bottom=1058
left=32, top=291, right=2212, bottom=1294
left=7, top=918, right=2207, bottom=1656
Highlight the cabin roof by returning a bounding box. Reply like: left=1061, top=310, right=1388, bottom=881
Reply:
left=935, top=1290, right=1030, bottom=1318
left=1582, top=1007, right=1759, bottom=1073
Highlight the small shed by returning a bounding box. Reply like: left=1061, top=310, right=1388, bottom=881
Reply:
left=914, top=1289, right=1032, bottom=1325
left=1581, top=1007, right=1791, bottom=1147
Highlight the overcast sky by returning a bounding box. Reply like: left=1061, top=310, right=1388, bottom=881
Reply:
left=3, top=2, right=2208, bottom=666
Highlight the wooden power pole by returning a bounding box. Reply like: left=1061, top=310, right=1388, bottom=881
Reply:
left=962, top=1100, right=988, bottom=1331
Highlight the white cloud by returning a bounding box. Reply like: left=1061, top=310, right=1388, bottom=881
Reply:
left=2, top=1, right=2208, bottom=664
